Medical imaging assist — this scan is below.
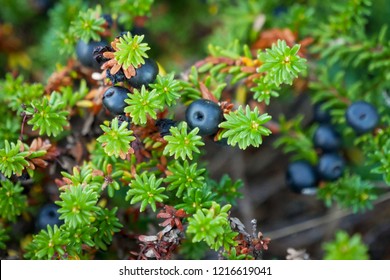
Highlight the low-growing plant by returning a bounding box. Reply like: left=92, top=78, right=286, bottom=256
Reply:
left=0, top=0, right=389, bottom=260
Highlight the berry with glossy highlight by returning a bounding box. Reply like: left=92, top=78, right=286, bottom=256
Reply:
left=286, top=161, right=318, bottom=194
left=185, top=99, right=223, bottom=136
left=317, top=153, right=345, bottom=181
left=127, top=58, right=159, bottom=88
left=102, top=86, right=130, bottom=115
left=313, top=124, right=341, bottom=152
left=76, top=40, right=107, bottom=70
left=345, top=101, right=379, bottom=134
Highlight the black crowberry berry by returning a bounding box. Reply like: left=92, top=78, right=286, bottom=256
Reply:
left=76, top=40, right=107, bottom=70
left=345, top=101, right=379, bottom=134
left=313, top=124, right=341, bottom=152
left=286, top=161, right=318, bottom=194
left=185, top=99, right=223, bottom=136
left=102, top=86, right=130, bottom=115
left=106, top=69, right=126, bottom=84
left=93, top=45, right=113, bottom=65
left=127, top=58, right=159, bottom=88
left=35, top=203, right=63, bottom=231
left=317, top=153, right=345, bottom=181
left=313, top=103, right=331, bottom=123
left=155, top=119, right=177, bottom=137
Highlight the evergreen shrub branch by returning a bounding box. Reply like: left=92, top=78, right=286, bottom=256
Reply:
left=126, top=172, right=167, bottom=212
left=163, top=122, right=205, bottom=160
left=0, top=179, right=27, bottom=221
left=71, top=6, right=105, bottom=42
left=124, top=86, right=163, bottom=125
left=258, top=40, right=307, bottom=86
left=164, top=160, right=206, bottom=198
left=97, top=118, right=135, bottom=159
left=219, top=106, right=272, bottom=150
left=115, top=33, right=150, bottom=69
left=25, top=94, right=69, bottom=137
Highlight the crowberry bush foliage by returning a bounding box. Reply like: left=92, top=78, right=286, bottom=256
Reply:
left=0, top=0, right=389, bottom=260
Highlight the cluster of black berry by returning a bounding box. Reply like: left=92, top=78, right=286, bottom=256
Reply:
left=286, top=101, right=380, bottom=194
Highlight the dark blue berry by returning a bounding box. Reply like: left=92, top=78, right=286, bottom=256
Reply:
left=127, top=58, right=159, bottom=88
left=35, top=203, right=63, bottom=231
left=76, top=40, right=108, bottom=71
left=345, top=101, right=379, bottom=134
left=185, top=99, right=223, bottom=136
left=93, top=45, right=113, bottom=65
left=313, top=124, right=341, bottom=152
left=313, top=103, right=331, bottom=123
left=106, top=69, right=126, bottom=84
left=102, top=86, right=130, bottom=115
left=317, top=153, right=345, bottom=181
left=155, top=119, right=177, bottom=137
left=102, top=14, right=114, bottom=28
left=286, top=161, right=318, bottom=194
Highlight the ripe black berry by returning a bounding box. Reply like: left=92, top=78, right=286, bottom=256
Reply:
left=106, top=69, right=126, bottom=84
left=317, top=153, right=345, bottom=181
left=76, top=40, right=107, bottom=70
left=127, top=58, right=159, bottom=88
left=102, top=86, right=130, bottom=115
left=313, top=103, right=331, bottom=123
left=155, top=119, right=177, bottom=137
left=345, top=101, right=379, bottom=134
left=185, top=99, right=223, bottom=136
left=35, top=203, right=63, bottom=231
left=313, top=124, right=341, bottom=152
left=93, top=45, right=113, bottom=65
left=286, top=161, right=318, bottom=194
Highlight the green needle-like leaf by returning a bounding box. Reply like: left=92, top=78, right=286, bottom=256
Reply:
left=187, top=202, right=237, bottom=250
left=0, top=179, right=27, bottom=222
left=164, top=160, right=206, bottom=197
left=97, top=118, right=136, bottom=159
left=114, top=32, right=150, bottom=69
left=219, top=106, right=272, bottom=150
left=25, top=95, right=69, bottom=137
left=71, top=6, right=105, bottom=42
left=24, top=225, right=69, bottom=260
left=124, top=86, right=163, bottom=125
left=150, top=73, right=182, bottom=106
left=0, top=223, right=9, bottom=250
left=126, top=172, right=167, bottom=212
left=163, top=122, right=205, bottom=160
left=0, top=140, right=29, bottom=178
left=258, top=40, right=307, bottom=86
left=323, top=231, right=369, bottom=260
left=92, top=207, right=123, bottom=250
left=56, top=185, right=100, bottom=228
